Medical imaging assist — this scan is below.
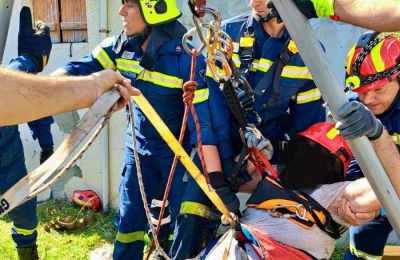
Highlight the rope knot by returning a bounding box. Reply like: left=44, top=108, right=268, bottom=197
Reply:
left=183, top=80, right=197, bottom=105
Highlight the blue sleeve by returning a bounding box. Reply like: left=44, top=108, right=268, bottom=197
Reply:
left=290, top=80, right=326, bottom=132
left=7, top=54, right=38, bottom=74
left=27, top=117, right=54, bottom=149
left=63, top=37, right=117, bottom=76
left=207, top=73, right=235, bottom=159
left=186, top=54, right=217, bottom=147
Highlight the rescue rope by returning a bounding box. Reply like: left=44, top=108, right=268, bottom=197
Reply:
left=128, top=100, right=169, bottom=259
left=145, top=48, right=211, bottom=259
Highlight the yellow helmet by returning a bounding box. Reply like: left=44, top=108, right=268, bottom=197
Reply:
left=123, top=0, right=182, bottom=26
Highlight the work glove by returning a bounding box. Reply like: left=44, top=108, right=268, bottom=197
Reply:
left=40, top=147, right=54, bottom=164
left=335, top=101, right=383, bottom=140
left=209, top=172, right=241, bottom=216
left=267, top=0, right=335, bottom=21
left=244, top=124, right=274, bottom=160
left=221, top=158, right=251, bottom=192
left=188, top=0, right=206, bottom=17
left=18, top=6, right=52, bottom=72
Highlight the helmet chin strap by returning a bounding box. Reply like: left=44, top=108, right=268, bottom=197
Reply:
left=258, top=12, right=274, bottom=25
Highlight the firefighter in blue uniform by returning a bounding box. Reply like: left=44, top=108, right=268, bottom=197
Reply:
left=338, top=32, right=400, bottom=260
left=171, top=0, right=326, bottom=258
left=55, top=0, right=218, bottom=259
left=0, top=7, right=53, bottom=260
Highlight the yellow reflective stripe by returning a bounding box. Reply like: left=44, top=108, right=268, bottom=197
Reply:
left=257, top=58, right=273, bottom=72
left=288, top=40, right=299, bottom=54
left=91, top=46, right=116, bottom=70
left=326, top=127, right=339, bottom=140
left=206, top=64, right=225, bottom=78
left=349, top=243, right=382, bottom=260
left=13, top=226, right=36, bottom=236
left=180, top=201, right=212, bottom=219
left=346, top=44, right=357, bottom=74
left=239, top=37, right=255, bottom=48
left=193, top=88, right=209, bottom=104
left=137, top=70, right=183, bottom=89
left=116, top=58, right=143, bottom=74
left=116, top=231, right=144, bottom=243
left=391, top=133, right=400, bottom=145
left=249, top=59, right=260, bottom=72
left=295, top=88, right=321, bottom=104
left=282, top=65, right=313, bottom=80
left=232, top=53, right=241, bottom=68
left=371, top=40, right=386, bottom=73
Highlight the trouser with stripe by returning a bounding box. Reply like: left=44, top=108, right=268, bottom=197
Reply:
left=0, top=157, right=38, bottom=248
left=113, top=146, right=187, bottom=260
left=170, top=154, right=219, bottom=259
left=344, top=216, right=392, bottom=260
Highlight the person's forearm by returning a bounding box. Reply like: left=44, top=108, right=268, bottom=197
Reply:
left=0, top=67, right=97, bottom=125
left=202, top=145, right=222, bottom=172
left=371, top=129, right=400, bottom=198
left=335, top=0, right=400, bottom=31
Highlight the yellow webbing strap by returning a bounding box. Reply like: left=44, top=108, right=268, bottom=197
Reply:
left=131, top=94, right=233, bottom=221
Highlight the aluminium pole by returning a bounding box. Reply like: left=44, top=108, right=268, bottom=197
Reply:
left=271, top=0, right=400, bottom=236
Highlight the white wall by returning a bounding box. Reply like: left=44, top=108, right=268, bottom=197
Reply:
left=3, top=0, right=366, bottom=207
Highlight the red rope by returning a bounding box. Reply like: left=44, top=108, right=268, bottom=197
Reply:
left=145, top=48, right=209, bottom=259
left=248, top=147, right=279, bottom=179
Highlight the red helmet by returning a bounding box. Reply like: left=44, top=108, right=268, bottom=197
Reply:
left=299, top=122, right=353, bottom=174
left=345, top=32, right=400, bottom=93
left=70, top=190, right=101, bottom=211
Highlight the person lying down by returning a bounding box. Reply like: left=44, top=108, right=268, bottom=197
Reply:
left=203, top=122, right=381, bottom=260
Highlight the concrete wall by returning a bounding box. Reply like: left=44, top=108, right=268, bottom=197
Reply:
left=3, top=1, right=368, bottom=207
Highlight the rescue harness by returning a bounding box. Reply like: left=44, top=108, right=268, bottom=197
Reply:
left=247, top=176, right=347, bottom=240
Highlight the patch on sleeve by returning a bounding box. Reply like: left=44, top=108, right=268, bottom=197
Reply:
left=199, top=68, right=206, bottom=83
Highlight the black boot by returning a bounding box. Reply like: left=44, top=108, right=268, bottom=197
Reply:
left=17, top=244, right=39, bottom=260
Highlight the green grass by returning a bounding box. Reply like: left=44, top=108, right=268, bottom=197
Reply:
left=0, top=200, right=116, bottom=260
left=0, top=199, right=347, bottom=259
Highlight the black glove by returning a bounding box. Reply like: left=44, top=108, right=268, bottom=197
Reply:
left=40, top=147, right=54, bottom=164
left=267, top=0, right=320, bottom=23
left=209, top=172, right=240, bottom=215
left=221, top=158, right=251, bottom=193
left=336, top=101, right=383, bottom=140
left=18, top=7, right=52, bottom=72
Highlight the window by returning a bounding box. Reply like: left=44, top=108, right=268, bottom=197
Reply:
left=33, top=0, right=87, bottom=43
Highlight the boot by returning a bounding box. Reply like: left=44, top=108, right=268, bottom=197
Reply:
left=17, top=244, right=39, bottom=260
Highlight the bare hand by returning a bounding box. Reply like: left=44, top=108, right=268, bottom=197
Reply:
left=90, top=70, right=141, bottom=110
left=337, top=199, right=378, bottom=226
left=342, top=178, right=381, bottom=213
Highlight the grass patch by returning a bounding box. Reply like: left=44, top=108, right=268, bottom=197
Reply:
left=0, top=200, right=116, bottom=260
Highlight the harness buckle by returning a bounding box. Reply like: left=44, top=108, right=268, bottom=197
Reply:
left=278, top=140, right=289, bottom=151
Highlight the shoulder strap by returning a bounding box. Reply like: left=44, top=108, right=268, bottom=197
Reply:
left=253, top=37, right=292, bottom=103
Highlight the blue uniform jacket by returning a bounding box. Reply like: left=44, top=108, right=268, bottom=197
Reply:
left=63, top=31, right=216, bottom=156
left=347, top=96, right=400, bottom=181
left=207, top=13, right=325, bottom=159
left=0, top=56, right=54, bottom=170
